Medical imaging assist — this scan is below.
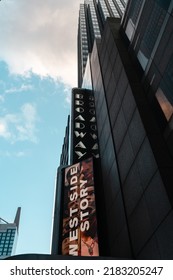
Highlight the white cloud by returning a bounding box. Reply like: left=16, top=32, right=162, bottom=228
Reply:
left=0, top=95, right=5, bottom=102
left=5, top=84, right=33, bottom=94
left=63, top=86, right=72, bottom=105
left=0, top=80, right=5, bottom=101
left=0, top=103, right=38, bottom=143
left=0, top=122, right=11, bottom=139
left=0, top=150, right=28, bottom=157
left=0, top=0, right=81, bottom=87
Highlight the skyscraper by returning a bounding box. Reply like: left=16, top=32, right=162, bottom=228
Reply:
left=80, top=0, right=173, bottom=258
left=9, top=0, right=173, bottom=260
left=78, top=0, right=127, bottom=87
left=49, top=0, right=173, bottom=259
left=0, top=207, right=21, bottom=259
left=50, top=0, right=173, bottom=259
left=51, top=116, right=70, bottom=255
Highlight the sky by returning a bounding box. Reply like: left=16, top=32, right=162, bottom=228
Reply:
left=0, top=0, right=81, bottom=255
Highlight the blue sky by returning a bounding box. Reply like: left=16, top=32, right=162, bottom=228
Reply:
left=0, top=0, right=81, bottom=254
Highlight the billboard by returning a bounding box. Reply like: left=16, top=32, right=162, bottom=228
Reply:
left=62, top=157, right=99, bottom=256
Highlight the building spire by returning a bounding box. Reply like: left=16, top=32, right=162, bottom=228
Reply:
left=14, top=207, right=21, bottom=231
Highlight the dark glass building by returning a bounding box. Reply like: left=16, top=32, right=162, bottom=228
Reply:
left=10, top=0, right=173, bottom=260
left=50, top=0, right=173, bottom=259
left=78, top=0, right=127, bottom=87
left=79, top=0, right=173, bottom=259
left=0, top=207, right=21, bottom=259
left=51, top=116, right=70, bottom=255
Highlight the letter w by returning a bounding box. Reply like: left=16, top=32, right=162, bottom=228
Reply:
left=74, top=131, right=86, bottom=138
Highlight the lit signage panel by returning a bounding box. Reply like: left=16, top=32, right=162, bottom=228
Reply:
left=62, top=157, right=99, bottom=256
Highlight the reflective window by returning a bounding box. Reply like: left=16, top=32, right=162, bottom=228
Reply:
left=138, top=0, right=171, bottom=70
left=156, top=55, right=173, bottom=121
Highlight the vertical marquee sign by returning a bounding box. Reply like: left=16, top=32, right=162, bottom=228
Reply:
left=62, top=157, right=99, bottom=256
left=70, top=88, right=99, bottom=164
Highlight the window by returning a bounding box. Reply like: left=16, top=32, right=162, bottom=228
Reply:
left=128, top=0, right=143, bottom=25
left=137, top=0, right=171, bottom=70
left=156, top=55, right=173, bottom=121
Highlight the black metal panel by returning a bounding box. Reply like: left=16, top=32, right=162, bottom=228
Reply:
left=70, top=88, right=99, bottom=164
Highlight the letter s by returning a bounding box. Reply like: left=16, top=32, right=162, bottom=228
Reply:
left=70, top=191, right=78, bottom=201
left=69, top=217, right=78, bottom=228
left=80, top=220, right=90, bottom=232
left=10, top=269, right=14, bottom=276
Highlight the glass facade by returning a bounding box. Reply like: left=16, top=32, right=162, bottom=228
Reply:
left=107, top=0, right=121, bottom=17
left=113, top=0, right=125, bottom=15
left=87, top=0, right=102, bottom=46
left=161, top=54, right=173, bottom=106
left=0, top=228, right=16, bottom=258
left=79, top=4, right=89, bottom=78
left=0, top=208, right=20, bottom=259
left=156, top=54, right=173, bottom=120
left=124, top=0, right=143, bottom=41
left=123, top=0, right=173, bottom=126
left=127, top=0, right=143, bottom=25
left=78, top=0, right=128, bottom=87
left=137, top=0, right=171, bottom=70
left=89, top=13, right=173, bottom=258
left=98, top=0, right=111, bottom=23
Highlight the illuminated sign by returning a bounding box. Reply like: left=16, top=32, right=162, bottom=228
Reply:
left=62, top=157, right=99, bottom=256
left=71, top=88, right=99, bottom=163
